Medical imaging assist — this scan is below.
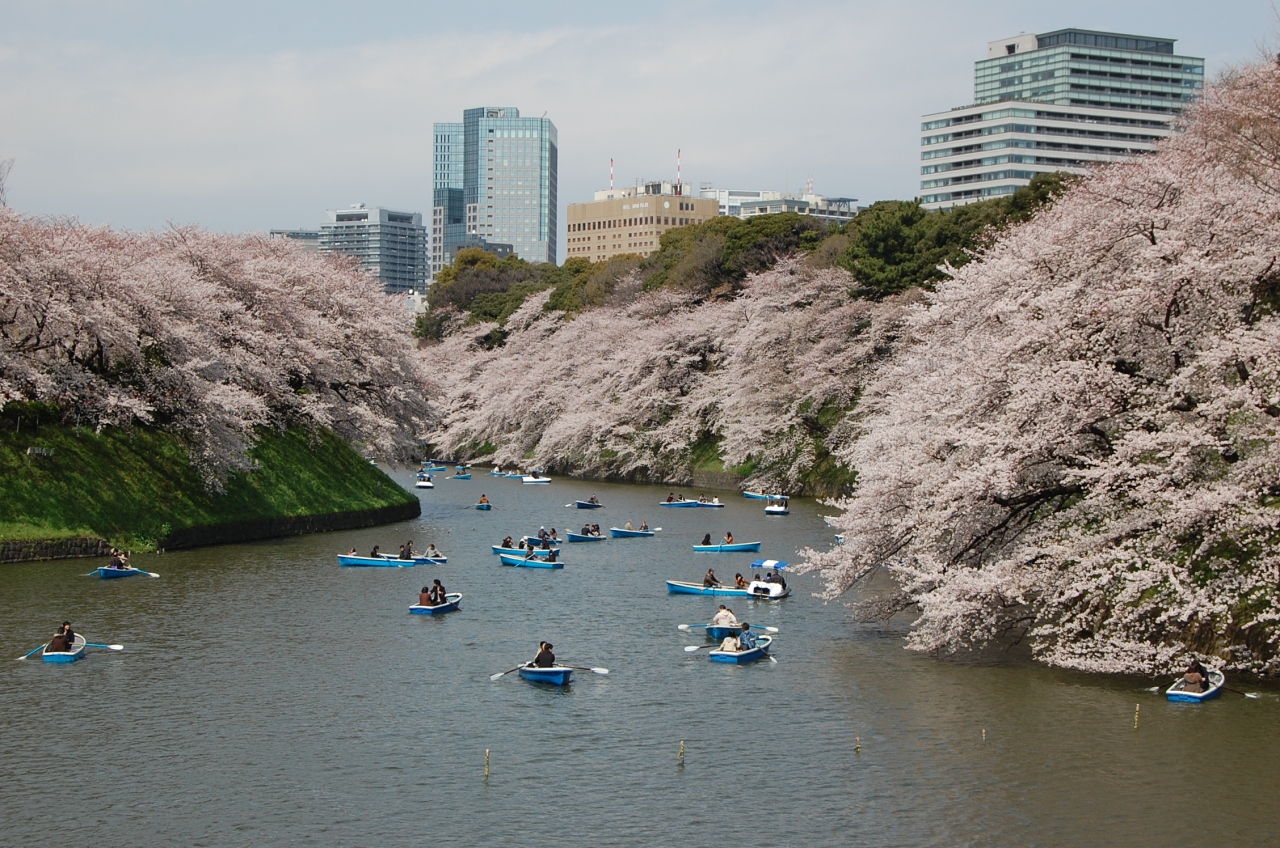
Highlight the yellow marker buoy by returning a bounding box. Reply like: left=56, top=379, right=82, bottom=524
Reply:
left=485, top=748, right=490, bottom=778
left=855, top=736, right=861, bottom=753
left=678, top=740, right=685, bottom=766
left=1134, top=704, right=1140, bottom=730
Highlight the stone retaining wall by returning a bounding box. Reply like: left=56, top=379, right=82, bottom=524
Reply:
left=0, top=537, right=112, bottom=563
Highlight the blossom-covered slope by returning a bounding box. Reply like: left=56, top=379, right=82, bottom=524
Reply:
left=427, top=260, right=916, bottom=494
left=801, top=63, right=1280, bottom=676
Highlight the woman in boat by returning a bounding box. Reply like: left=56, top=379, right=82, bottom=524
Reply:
left=479, top=494, right=490, bottom=504
left=1183, top=658, right=1211, bottom=692
left=703, top=568, right=720, bottom=588
left=591, top=524, right=601, bottom=536
left=533, top=642, right=555, bottom=668
left=419, top=586, right=433, bottom=606
left=548, top=548, right=560, bottom=562
left=369, top=545, right=382, bottom=558
left=734, top=573, right=748, bottom=589
left=723, top=531, right=734, bottom=545
left=47, top=630, right=71, bottom=653
left=549, top=528, right=560, bottom=542
left=701, top=533, right=712, bottom=546
left=501, top=536, right=514, bottom=549
left=639, top=519, right=649, bottom=531
left=719, top=633, right=741, bottom=652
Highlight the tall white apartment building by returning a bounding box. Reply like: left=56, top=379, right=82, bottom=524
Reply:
left=920, top=29, right=1204, bottom=209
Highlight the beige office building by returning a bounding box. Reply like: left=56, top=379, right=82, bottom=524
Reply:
left=566, top=181, right=719, bottom=262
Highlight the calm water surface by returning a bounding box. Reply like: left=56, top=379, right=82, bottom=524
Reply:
left=2, top=471, right=1278, bottom=847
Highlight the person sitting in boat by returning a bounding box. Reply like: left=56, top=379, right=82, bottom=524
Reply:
left=723, top=531, right=734, bottom=545
left=425, top=544, right=441, bottom=558
left=698, top=494, right=708, bottom=503
left=624, top=520, right=634, bottom=531
left=533, top=642, right=555, bottom=668
left=591, top=524, right=601, bottom=536
left=667, top=493, right=676, bottom=503
left=429, top=579, right=447, bottom=605
left=734, top=573, right=748, bottom=589
left=406, top=540, right=417, bottom=556
left=538, top=527, right=548, bottom=541
left=701, top=533, right=712, bottom=546
left=711, top=605, right=738, bottom=627
left=737, top=623, right=759, bottom=651
left=540, top=537, right=552, bottom=550
left=1183, top=658, right=1211, bottom=693
left=589, top=494, right=600, bottom=505
left=581, top=524, right=592, bottom=535
left=501, top=536, right=514, bottom=549
left=479, top=494, right=490, bottom=504
left=419, top=586, right=433, bottom=606
left=549, top=528, right=560, bottom=542
left=397, top=544, right=411, bottom=560
left=719, top=633, right=741, bottom=652
left=48, top=630, right=71, bottom=653
left=639, top=519, right=649, bottom=531
left=369, top=545, right=381, bottom=558
left=703, top=568, right=720, bottom=588
left=548, top=548, right=560, bottom=562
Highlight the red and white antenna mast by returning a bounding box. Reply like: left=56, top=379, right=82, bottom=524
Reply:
left=610, top=158, right=614, bottom=191
left=677, top=149, right=682, bottom=195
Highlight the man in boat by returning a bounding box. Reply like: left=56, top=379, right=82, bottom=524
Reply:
left=501, top=536, right=514, bottom=549
left=429, top=579, right=447, bottom=605
left=425, top=544, right=441, bottom=558
left=625, top=520, right=634, bottom=531
left=703, top=568, right=720, bottom=588
left=538, top=527, right=548, bottom=541
left=405, top=540, right=417, bottom=556
left=479, top=494, right=490, bottom=504
left=397, top=544, right=411, bottom=560
left=667, top=493, right=676, bottom=503
left=581, top=523, right=592, bottom=536
left=589, top=494, right=600, bottom=505
left=711, top=605, right=738, bottom=627
left=533, top=642, right=555, bottom=667
left=723, top=531, right=734, bottom=545
left=109, top=548, right=127, bottom=569
left=737, top=623, right=759, bottom=652
left=548, top=548, right=560, bottom=562
left=47, top=630, right=71, bottom=653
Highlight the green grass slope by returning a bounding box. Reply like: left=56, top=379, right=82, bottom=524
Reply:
left=0, top=423, right=417, bottom=549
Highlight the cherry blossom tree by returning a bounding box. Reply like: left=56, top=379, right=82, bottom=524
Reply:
left=0, top=213, right=433, bottom=484
left=799, top=61, right=1280, bottom=677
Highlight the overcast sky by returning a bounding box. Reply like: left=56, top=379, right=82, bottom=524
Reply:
left=1, top=0, right=1275, bottom=241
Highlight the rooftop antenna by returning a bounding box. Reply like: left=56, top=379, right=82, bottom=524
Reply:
left=610, top=158, right=614, bottom=191
left=677, top=149, right=682, bottom=195
left=805, top=175, right=813, bottom=196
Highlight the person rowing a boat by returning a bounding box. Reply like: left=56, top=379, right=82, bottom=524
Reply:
left=479, top=494, right=490, bottom=504
left=703, top=568, right=720, bottom=588
left=624, top=520, right=634, bottom=531
left=549, top=528, right=560, bottom=542
left=589, top=494, right=600, bottom=505
left=737, top=623, right=759, bottom=652
left=109, top=548, right=128, bottom=569
left=711, top=605, right=738, bottom=627
left=1183, top=658, right=1211, bottom=693
left=639, top=519, right=649, bottom=531
left=734, top=573, right=748, bottom=589
left=538, top=527, right=548, bottom=541
left=533, top=642, right=555, bottom=668
left=666, top=493, right=676, bottom=503
left=429, top=579, right=447, bottom=606
left=723, top=531, right=734, bottom=545
left=397, top=544, right=411, bottom=560
left=405, top=540, right=417, bottom=556
left=501, top=536, right=514, bottom=549
left=369, top=545, right=382, bottom=558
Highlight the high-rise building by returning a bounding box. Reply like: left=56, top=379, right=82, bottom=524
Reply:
left=317, top=205, right=428, bottom=294
left=566, top=181, right=717, bottom=262
left=920, top=28, right=1204, bottom=209
left=432, top=107, right=557, bottom=278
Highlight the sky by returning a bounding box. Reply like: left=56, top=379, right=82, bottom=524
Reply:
left=0, top=0, right=1275, bottom=244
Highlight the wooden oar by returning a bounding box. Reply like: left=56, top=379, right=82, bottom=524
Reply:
left=16, top=643, right=47, bottom=661
left=85, top=643, right=124, bottom=651
left=1223, top=686, right=1261, bottom=698
left=677, top=623, right=778, bottom=633
left=684, top=645, right=711, bottom=652
left=564, top=666, right=609, bottom=675
left=490, top=666, right=524, bottom=681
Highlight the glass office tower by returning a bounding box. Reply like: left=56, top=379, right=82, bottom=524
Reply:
left=432, top=107, right=558, bottom=278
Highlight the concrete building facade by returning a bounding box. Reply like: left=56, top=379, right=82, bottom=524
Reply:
left=317, top=205, right=428, bottom=294
left=701, top=187, right=858, bottom=225
left=565, top=181, right=718, bottom=262
left=432, top=107, right=557, bottom=278
left=920, top=28, right=1204, bottom=209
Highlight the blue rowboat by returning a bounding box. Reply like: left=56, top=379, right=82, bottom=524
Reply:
left=338, top=554, right=415, bottom=567
left=492, top=545, right=556, bottom=557
left=609, top=527, right=654, bottom=538
left=659, top=499, right=701, bottom=508
left=42, top=635, right=86, bottom=663
left=1166, top=670, right=1225, bottom=703
left=705, top=623, right=771, bottom=640
left=666, top=580, right=790, bottom=599
left=89, top=566, right=144, bottom=579
left=743, top=491, right=788, bottom=500
left=409, top=592, right=462, bottom=615
left=379, top=553, right=447, bottom=565
left=692, top=542, right=762, bottom=553
left=504, top=472, right=523, bottom=478
left=475, top=503, right=492, bottom=510
left=709, top=635, right=772, bottom=664
left=696, top=500, right=725, bottom=508
left=424, top=464, right=447, bottom=471
left=455, top=465, right=470, bottom=472
left=453, top=473, right=472, bottom=480
left=566, top=532, right=605, bottom=543
left=575, top=500, right=604, bottom=509
left=498, top=553, right=564, bottom=569
left=521, top=534, right=563, bottom=546
left=518, top=664, right=572, bottom=685
left=490, top=468, right=506, bottom=476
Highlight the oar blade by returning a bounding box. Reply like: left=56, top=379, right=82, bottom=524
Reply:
left=684, top=645, right=703, bottom=652
left=764, top=626, right=779, bottom=633
left=676, top=624, right=690, bottom=631
left=591, top=667, right=609, bottom=675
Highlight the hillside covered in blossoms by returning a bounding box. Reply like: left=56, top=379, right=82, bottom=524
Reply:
left=426, top=62, right=1280, bottom=676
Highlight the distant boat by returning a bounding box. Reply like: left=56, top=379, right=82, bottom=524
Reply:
left=518, top=665, right=572, bottom=685
left=743, top=491, right=788, bottom=500
left=42, top=634, right=87, bottom=663
left=424, top=464, right=447, bottom=471
left=666, top=580, right=789, bottom=599
left=522, top=475, right=552, bottom=484
left=491, top=545, right=556, bottom=557
left=409, top=593, right=462, bottom=615
left=415, top=479, right=434, bottom=489
left=764, top=503, right=790, bottom=515
left=609, top=527, right=655, bottom=538
left=338, top=554, right=415, bottom=567
left=565, top=531, right=606, bottom=542
left=692, top=541, right=762, bottom=553
left=88, top=566, right=145, bottom=579
left=498, top=553, right=564, bottom=569
left=575, top=500, right=604, bottom=509
left=453, top=473, right=472, bottom=480
left=1166, top=669, right=1225, bottom=703
left=475, top=502, right=492, bottom=510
